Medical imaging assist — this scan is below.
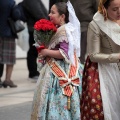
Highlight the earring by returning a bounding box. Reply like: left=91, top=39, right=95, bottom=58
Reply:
left=60, top=21, right=63, bottom=25
left=60, top=20, right=65, bottom=26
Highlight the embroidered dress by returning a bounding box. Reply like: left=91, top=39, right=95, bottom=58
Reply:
left=31, top=25, right=83, bottom=120
left=81, top=12, right=120, bottom=120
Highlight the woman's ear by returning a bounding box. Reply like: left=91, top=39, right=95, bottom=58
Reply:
left=61, top=14, right=65, bottom=21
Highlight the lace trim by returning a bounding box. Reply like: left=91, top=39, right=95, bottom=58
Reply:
left=93, top=12, right=120, bottom=45
left=31, top=64, right=51, bottom=119
left=48, top=25, right=68, bottom=49
left=37, top=65, right=51, bottom=117
left=59, top=48, right=70, bottom=63
left=49, top=36, right=68, bottom=49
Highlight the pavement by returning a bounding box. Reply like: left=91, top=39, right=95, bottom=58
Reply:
left=0, top=59, right=36, bottom=120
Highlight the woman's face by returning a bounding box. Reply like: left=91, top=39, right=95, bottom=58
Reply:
left=48, top=5, right=65, bottom=26
left=107, top=0, right=120, bottom=20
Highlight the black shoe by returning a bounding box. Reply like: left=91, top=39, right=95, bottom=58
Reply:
left=29, top=71, right=40, bottom=78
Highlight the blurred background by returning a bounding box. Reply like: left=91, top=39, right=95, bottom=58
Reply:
left=15, top=0, right=49, bottom=59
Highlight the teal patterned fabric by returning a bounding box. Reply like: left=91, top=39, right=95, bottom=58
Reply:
left=31, top=59, right=83, bottom=120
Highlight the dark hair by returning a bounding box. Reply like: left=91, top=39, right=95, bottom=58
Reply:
left=55, top=2, right=69, bottom=23
left=104, top=0, right=113, bottom=9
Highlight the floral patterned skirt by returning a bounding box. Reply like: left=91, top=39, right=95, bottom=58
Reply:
left=31, top=60, right=83, bottom=120
left=80, top=56, right=104, bottom=120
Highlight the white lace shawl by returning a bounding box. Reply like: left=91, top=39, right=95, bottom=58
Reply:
left=65, top=1, right=81, bottom=65
left=93, top=12, right=120, bottom=45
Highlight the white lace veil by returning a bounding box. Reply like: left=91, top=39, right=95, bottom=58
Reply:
left=65, top=1, right=81, bottom=65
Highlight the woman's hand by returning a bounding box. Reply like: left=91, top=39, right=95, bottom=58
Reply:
left=38, top=49, right=48, bottom=58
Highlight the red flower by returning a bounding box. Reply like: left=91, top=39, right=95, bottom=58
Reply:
left=34, top=19, right=57, bottom=65
left=34, top=19, right=57, bottom=54
left=34, top=19, right=57, bottom=48
left=34, top=19, right=57, bottom=32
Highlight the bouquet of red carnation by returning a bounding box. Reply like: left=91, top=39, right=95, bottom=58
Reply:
left=33, top=19, right=57, bottom=68
left=34, top=19, right=57, bottom=51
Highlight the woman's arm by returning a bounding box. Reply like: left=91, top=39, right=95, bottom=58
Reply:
left=87, top=22, right=120, bottom=63
left=39, top=40, right=69, bottom=59
left=39, top=49, right=64, bottom=59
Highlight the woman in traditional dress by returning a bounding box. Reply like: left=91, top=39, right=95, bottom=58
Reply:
left=31, top=1, right=83, bottom=120
left=81, top=0, right=120, bottom=119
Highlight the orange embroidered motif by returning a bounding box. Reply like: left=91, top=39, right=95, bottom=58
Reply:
left=47, top=55, right=80, bottom=110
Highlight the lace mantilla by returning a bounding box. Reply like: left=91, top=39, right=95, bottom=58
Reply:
left=65, top=1, right=81, bottom=65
